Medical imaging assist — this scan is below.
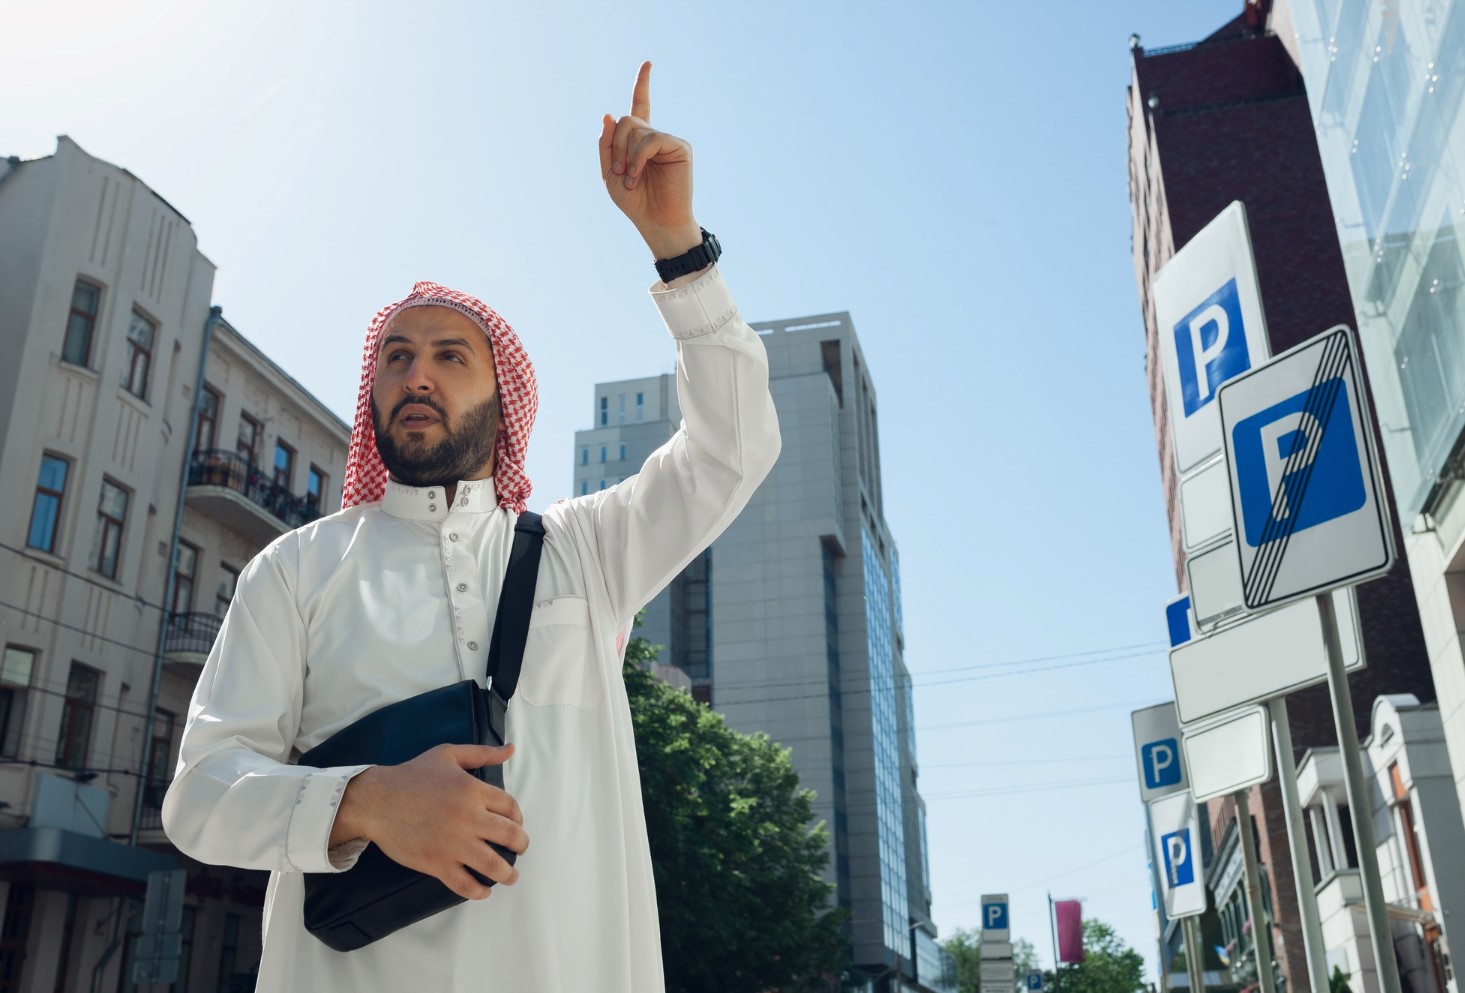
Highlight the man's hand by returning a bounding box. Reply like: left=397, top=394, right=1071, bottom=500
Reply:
left=331, top=743, right=528, bottom=900
left=599, top=61, right=703, bottom=261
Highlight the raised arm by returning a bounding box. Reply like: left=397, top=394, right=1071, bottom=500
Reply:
left=566, top=64, right=782, bottom=622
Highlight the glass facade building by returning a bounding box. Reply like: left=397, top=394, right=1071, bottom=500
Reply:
left=1288, top=0, right=1465, bottom=523
left=864, top=527, right=911, bottom=958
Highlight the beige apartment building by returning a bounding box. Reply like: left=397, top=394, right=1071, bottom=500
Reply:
left=0, top=137, right=347, bottom=991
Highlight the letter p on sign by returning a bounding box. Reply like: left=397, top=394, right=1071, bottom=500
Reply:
left=984, top=901, right=1008, bottom=931
left=1142, top=739, right=1182, bottom=790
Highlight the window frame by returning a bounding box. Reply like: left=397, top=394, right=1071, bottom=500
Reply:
left=121, top=308, right=156, bottom=400
left=62, top=278, right=102, bottom=368
left=237, top=412, right=261, bottom=466
left=172, top=541, right=198, bottom=618
left=26, top=453, right=70, bottom=555
left=215, top=563, right=239, bottom=617
left=273, top=440, right=295, bottom=490
left=92, top=478, right=130, bottom=580
left=55, top=662, right=101, bottom=769
left=307, top=464, right=326, bottom=512
left=195, top=385, right=221, bottom=452
left=0, top=646, right=37, bottom=758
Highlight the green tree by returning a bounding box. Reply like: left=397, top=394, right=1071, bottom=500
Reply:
left=945, top=927, right=982, bottom=993
left=1051, top=920, right=1146, bottom=993
left=624, top=631, right=847, bottom=993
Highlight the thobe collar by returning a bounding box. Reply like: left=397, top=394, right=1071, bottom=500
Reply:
left=380, top=478, right=500, bottom=521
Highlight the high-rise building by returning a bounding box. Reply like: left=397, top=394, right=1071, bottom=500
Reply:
left=1126, top=8, right=1445, bottom=993
left=0, top=137, right=348, bottom=991
left=577, top=312, right=954, bottom=992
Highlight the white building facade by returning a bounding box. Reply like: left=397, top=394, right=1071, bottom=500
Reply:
left=0, top=137, right=348, bottom=992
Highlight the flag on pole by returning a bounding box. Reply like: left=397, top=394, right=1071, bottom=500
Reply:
left=1055, top=900, right=1084, bottom=964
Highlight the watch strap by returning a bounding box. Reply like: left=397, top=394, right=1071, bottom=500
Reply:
left=655, top=228, right=721, bottom=283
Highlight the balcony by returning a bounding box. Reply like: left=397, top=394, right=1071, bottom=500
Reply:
left=163, top=611, right=222, bottom=673
left=187, top=449, right=323, bottom=545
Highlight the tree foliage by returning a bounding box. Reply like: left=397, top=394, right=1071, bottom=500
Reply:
left=624, top=632, right=847, bottom=993
left=1051, top=920, right=1146, bottom=993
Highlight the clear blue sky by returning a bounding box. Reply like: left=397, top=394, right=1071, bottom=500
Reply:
left=4, top=0, right=1244, bottom=976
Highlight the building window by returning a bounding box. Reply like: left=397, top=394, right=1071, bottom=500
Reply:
left=26, top=454, right=69, bottom=553
left=62, top=279, right=101, bottom=367
left=196, top=385, right=220, bottom=452
left=172, top=542, right=198, bottom=618
left=599, top=480, right=606, bottom=491
left=599, top=445, right=607, bottom=464
left=636, top=391, right=644, bottom=422
left=599, top=396, right=608, bottom=426
left=274, top=441, right=295, bottom=490
left=0, top=647, right=36, bottom=757
left=237, top=413, right=260, bottom=466
left=581, top=447, right=589, bottom=466
left=217, top=913, right=240, bottom=991
left=149, top=708, right=175, bottom=792
left=215, top=563, right=239, bottom=617
left=618, top=443, right=627, bottom=462
left=121, top=310, right=155, bottom=400
left=618, top=393, right=626, bottom=424
left=580, top=481, right=588, bottom=495
left=91, top=479, right=129, bottom=579
left=55, top=663, right=100, bottom=768
left=308, top=465, right=326, bottom=512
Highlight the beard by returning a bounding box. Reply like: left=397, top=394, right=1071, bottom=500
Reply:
left=372, top=392, right=501, bottom=489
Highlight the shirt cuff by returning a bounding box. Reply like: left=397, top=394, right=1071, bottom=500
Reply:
left=286, top=765, right=373, bottom=873
left=650, top=264, right=739, bottom=341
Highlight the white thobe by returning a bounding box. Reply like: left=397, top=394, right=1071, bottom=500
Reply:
left=163, top=265, right=780, bottom=992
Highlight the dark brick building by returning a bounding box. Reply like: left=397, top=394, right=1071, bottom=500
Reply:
left=1126, top=5, right=1437, bottom=991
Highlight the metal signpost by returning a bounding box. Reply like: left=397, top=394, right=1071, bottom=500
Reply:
left=133, top=869, right=186, bottom=985
left=981, top=895, right=1014, bottom=993
left=1217, top=325, right=1400, bottom=993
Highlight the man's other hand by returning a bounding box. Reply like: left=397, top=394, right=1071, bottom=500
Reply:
left=332, top=743, right=529, bottom=900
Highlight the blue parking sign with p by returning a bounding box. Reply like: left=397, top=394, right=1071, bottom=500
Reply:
left=1161, top=829, right=1195, bottom=887
left=983, top=900, right=1008, bottom=931
left=1027, top=972, right=1044, bottom=991
left=1141, top=739, right=1182, bottom=790
left=1175, top=278, right=1250, bottom=417
left=1232, top=378, right=1366, bottom=548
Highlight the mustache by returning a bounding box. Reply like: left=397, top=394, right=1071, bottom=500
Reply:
left=390, top=396, right=447, bottom=421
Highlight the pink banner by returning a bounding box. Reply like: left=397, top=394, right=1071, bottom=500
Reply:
left=1055, top=900, right=1084, bottom=963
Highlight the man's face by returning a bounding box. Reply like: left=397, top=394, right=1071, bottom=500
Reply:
left=370, top=305, right=501, bottom=489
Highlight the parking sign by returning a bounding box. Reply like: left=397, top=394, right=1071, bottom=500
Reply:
left=981, top=894, right=1010, bottom=941
left=1132, top=702, right=1188, bottom=802
left=1218, top=326, right=1394, bottom=610
left=1148, top=792, right=1206, bottom=918
left=1155, top=202, right=1271, bottom=475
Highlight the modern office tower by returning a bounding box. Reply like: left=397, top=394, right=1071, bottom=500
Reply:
left=0, top=137, right=348, bottom=991
left=578, top=312, right=952, bottom=991
left=1127, top=7, right=1448, bottom=993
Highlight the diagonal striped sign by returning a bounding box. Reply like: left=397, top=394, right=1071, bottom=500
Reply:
left=1218, top=325, right=1394, bottom=611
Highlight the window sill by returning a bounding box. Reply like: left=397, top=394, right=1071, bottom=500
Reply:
left=18, top=547, right=68, bottom=571
left=56, top=359, right=99, bottom=382
left=116, top=388, right=152, bottom=415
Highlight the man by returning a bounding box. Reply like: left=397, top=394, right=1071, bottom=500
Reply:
left=163, top=63, right=781, bottom=992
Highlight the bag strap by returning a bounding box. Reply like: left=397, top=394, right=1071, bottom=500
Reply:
left=483, top=511, right=546, bottom=702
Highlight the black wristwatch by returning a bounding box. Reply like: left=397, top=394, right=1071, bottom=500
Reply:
left=655, top=228, right=721, bottom=283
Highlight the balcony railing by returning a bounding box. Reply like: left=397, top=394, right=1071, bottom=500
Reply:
left=189, top=449, right=324, bottom=531
left=138, top=780, right=169, bottom=832
left=164, top=611, right=223, bottom=658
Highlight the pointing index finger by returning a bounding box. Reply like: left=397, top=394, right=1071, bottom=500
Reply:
left=630, top=61, right=651, bottom=123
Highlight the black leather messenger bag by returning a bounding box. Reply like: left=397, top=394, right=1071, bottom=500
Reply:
left=298, top=511, right=545, bottom=952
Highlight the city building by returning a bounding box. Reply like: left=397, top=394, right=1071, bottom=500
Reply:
left=1126, top=7, right=1448, bottom=993
left=1279, top=0, right=1465, bottom=865
left=0, top=136, right=347, bottom=992
left=578, top=313, right=955, bottom=993
left=1297, top=694, right=1465, bottom=993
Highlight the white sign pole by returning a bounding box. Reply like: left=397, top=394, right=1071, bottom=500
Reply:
left=1183, top=916, right=1205, bottom=993
left=1234, top=789, right=1277, bottom=993
left=1320, top=594, right=1403, bottom=993
left=1268, top=698, right=1329, bottom=993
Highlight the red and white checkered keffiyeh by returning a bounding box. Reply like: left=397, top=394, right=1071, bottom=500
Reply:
left=341, top=280, right=537, bottom=513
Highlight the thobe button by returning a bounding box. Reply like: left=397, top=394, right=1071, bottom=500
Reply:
left=430, top=504, right=437, bottom=512
left=450, top=533, right=459, bottom=542
left=467, top=641, right=479, bottom=651
left=457, top=583, right=468, bottom=592
left=461, top=498, right=469, bottom=506
left=428, top=491, right=436, bottom=499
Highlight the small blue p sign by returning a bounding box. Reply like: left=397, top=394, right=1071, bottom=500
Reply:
left=1027, top=972, right=1044, bottom=991
left=1141, top=739, right=1181, bottom=790
left=983, top=900, right=1008, bottom=931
